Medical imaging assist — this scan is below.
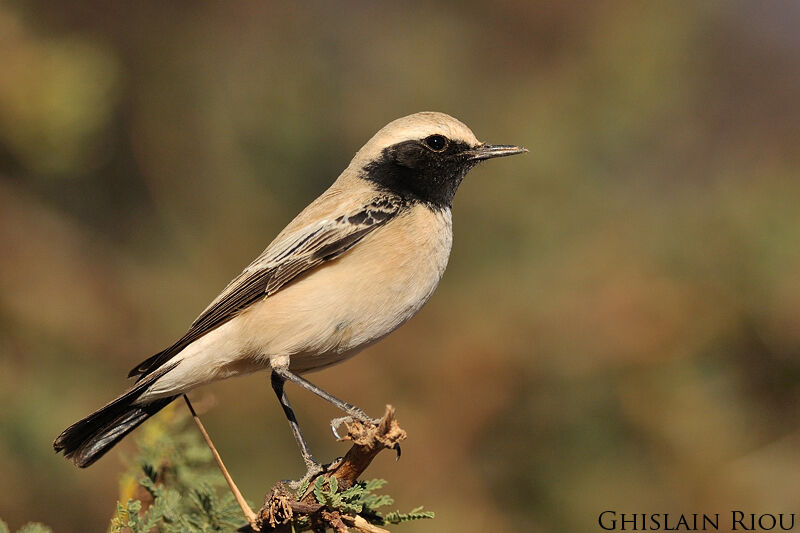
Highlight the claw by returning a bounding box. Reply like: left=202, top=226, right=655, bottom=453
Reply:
left=330, top=416, right=352, bottom=439
left=393, top=442, right=402, bottom=460
left=330, top=413, right=382, bottom=439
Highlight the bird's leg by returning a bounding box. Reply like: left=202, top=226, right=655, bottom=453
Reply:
left=270, top=371, right=323, bottom=487
left=272, top=367, right=381, bottom=439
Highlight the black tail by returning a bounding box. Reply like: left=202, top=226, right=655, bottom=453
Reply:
left=53, top=363, right=179, bottom=468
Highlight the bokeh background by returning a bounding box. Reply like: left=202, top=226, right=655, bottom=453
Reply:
left=1, top=1, right=799, bottom=531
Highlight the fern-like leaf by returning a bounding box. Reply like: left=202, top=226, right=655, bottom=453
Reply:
left=384, top=505, right=435, bottom=524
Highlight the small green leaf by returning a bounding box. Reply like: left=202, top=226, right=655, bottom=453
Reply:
left=363, top=493, right=394, bottom=509
left=295, top=478, right=311, bottom=499
left=340, top=483, right=364, bottom=499
left=313, top=476, right=326, bottom=504
left=363, top=478, right=388, bottom=491
left=384, top=506, right=435, bottom=524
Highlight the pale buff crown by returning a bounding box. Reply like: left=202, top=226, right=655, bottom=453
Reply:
left=346, top=112, right=481, bottom=172
left=267, top=112, right=476, bottom=242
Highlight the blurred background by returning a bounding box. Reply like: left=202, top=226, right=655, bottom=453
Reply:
left=1, top=1, right=799, bottom=531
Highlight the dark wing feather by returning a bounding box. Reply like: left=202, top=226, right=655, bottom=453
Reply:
left=128, top=197, right=406, bottom=379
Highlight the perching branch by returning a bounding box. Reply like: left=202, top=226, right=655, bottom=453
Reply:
left=240, top=405, right=407, bottom=532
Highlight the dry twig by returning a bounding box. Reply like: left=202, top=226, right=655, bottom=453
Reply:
left=183, top=395, right=259, bottom=530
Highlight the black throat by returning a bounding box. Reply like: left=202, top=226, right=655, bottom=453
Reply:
left=361, top=140, right=478, bottom=209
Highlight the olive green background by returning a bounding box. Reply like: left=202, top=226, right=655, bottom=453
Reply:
left=1, top=2, right=799, bottom=531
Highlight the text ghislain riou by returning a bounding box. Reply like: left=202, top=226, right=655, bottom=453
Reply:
left=598, top=511, right=797, bottom=531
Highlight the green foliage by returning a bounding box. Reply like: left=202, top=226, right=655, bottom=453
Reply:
left=384, top=507, right=436, bottom=525
left=1, top=409, right=432, bottom=533
left=308, top=477, right=434, bottom=528
left=110, top=411, right=248, bottom=532
left=0, top=521, right=52, bottom=533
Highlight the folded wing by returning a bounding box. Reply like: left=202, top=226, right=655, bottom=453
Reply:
left=128, top=195, right=408, bottom=379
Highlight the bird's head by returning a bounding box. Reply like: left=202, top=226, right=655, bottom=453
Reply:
left=351, top=112, right=526, bottom=208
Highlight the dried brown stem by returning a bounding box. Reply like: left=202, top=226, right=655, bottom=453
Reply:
left=183, top=395, right=260, bottom=530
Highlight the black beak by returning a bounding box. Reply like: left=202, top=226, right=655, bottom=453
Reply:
left=467, top=144, right=528, bottom=161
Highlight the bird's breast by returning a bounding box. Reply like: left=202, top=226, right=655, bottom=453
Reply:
left=240, top=204, right=453, bottom=372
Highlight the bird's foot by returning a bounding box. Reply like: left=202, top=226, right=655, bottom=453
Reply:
left=284, top=459, right=325, bottom=492
left=330, top=413, right=402, bottom=460
left=330, top=413, right=382, bottom=439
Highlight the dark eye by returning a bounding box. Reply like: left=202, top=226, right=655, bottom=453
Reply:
left=424, top=134, right=448, bottom=152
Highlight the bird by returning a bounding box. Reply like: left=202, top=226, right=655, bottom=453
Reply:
left=53, top=111, right=527, bottom=475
